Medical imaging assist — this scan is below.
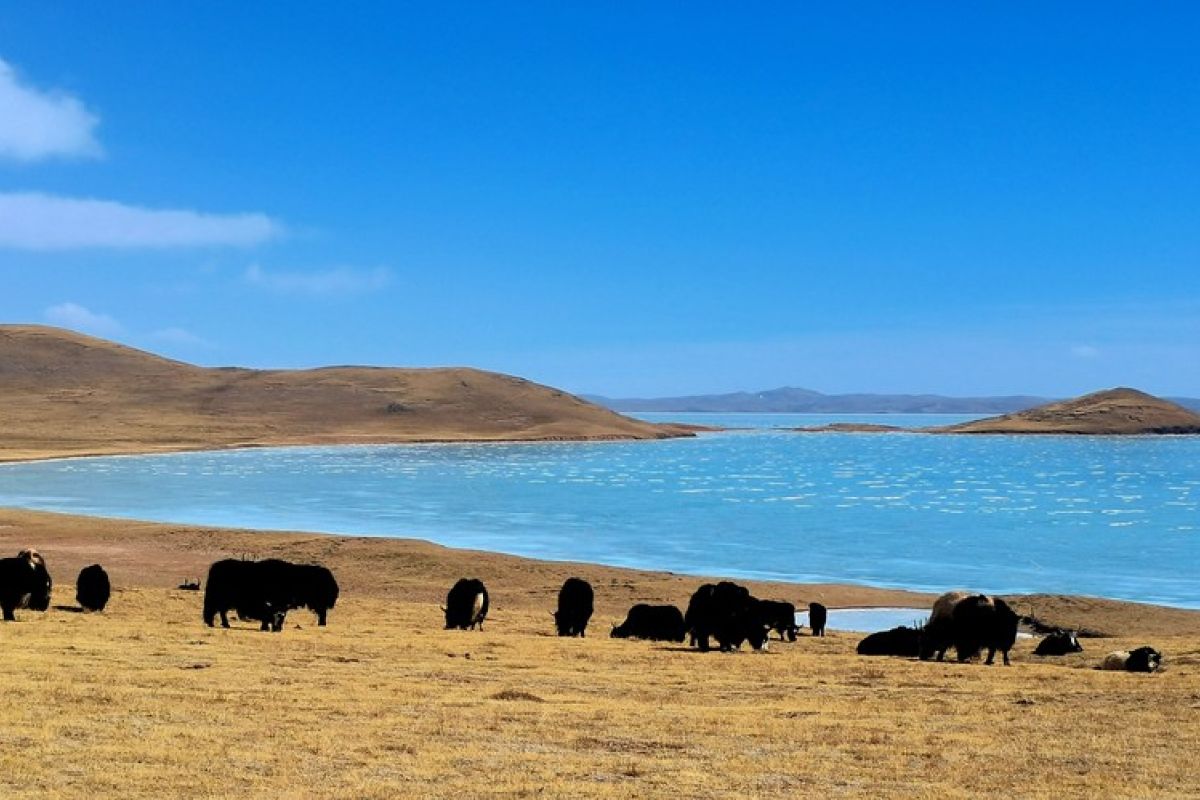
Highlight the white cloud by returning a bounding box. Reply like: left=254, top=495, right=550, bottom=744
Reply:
left=44, top=302, right=123, bottom=337
left=245, top=264, right=391, bottom=296
left=150, top=327, right=211, bottom=347
left=0, top=192, right=283, bottom=250
left=1070, top=344, right=1101, bottom=359
left=0, top=58, right=101, bottom=161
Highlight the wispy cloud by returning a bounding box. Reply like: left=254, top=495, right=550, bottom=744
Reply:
left=150, top=327, right=211, bottom=348
left=44, top=302, right=123, bottom=337
left=244, top=264, right=391, bottom=296
left=0, top=192, right=283, bottom=250
left=1070, top=344, right=1100, bottom=359
left=0, top=58, right=101, bottom=162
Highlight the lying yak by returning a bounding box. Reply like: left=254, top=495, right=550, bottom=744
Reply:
left=0, top=549, right=52, bottom=621
left=1101, top=646, right=1162, bottom=673
left=553, top=577, right=594, bottom=637
left=920, top=591, right=1019, bottom=665
left=203, top=558, right=339, bottom=632
left=444, top=578, right=489, bottom=630
left=857, top=626, right=923, bottom=657
left=610, top=603, right=686, bottom=642
left=755, top=599, right=798, bottom=641
left=684, top=581, right=770, bottom=652
left=808, top=602, right=828, bottom=637
left=76, top=564, right=111, bottom=612
left=1033, top=630, right=1083, bottom=657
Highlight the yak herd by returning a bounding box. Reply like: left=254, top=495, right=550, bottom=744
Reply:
left=0, top=549, right=1167, bottom=673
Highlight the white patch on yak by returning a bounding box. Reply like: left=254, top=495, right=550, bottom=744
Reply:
left=1101, top=651, right=1130, bottom=670
left=472, top=592, right=484, bottom=623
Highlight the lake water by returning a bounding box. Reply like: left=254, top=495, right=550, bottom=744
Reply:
left=1, top=412, right=1198, bottom=609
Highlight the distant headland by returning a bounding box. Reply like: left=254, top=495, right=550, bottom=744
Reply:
left=795, top=388, right=1200, bottom=436
left=0, top=325, right=692, bottom=463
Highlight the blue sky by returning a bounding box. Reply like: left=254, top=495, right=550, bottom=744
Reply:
left=1, top=4, right=1198, bottom=397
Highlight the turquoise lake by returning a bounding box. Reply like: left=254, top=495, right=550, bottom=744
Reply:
left=1, top=412, right=1197, bottom=608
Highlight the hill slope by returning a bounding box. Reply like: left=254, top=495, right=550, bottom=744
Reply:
left=940, top=387, right=1200, bottom=435
left=0, top=325, right=684, bottom=461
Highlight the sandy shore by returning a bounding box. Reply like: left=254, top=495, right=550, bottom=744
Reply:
left=2, top=506, right=1196, bottom=637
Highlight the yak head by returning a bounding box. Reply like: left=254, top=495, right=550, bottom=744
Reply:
left=551, top=610, right=572, bottom=637
left=609, top=622, right=628, bottom=639
left=18, top=549, right=52, bottom=611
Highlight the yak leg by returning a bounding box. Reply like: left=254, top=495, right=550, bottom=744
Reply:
left=2, top=604, right=14, bottom=622
left=317, top=608, right=327, bottom=626
left=1002, top=649, right=1010, bottom=666
left=985, top=648, right=996, bottom=665
left=219, top=610, right=231, bottom=628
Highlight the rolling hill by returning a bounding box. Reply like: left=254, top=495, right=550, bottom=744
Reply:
left=938, top=388, right=1200, bottom=435
left=0, top=325, right=686, bottom=461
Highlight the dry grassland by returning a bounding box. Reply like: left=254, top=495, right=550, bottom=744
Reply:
left=0, top=590, right=1197, bottom=799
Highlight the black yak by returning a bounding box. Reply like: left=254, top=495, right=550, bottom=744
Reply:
left=444, top=578, right=489, bottom=630
left=808, top=602, right=828, bottom=637
left=920, top=591, right=1019, bottom=665
left=610, top=603, right=686, bottom=642
left=203, top=558, right=338, bottom=632
left=75, top=564, right=111, bottom=612
left=1101, top=647, right=1162, bottom=673
left=289, top=563, right=339, bottom=626
left=1033, top=630, right=1083, bottom=657
left=684, top=581, right=770, bottom=652
left=0, top=549, right=52, bottom=621
left=553, top=577, right=594, bottom=637
left=755, top=599, right=798, bottom=641
left=856, top=626, right=923, bottom=657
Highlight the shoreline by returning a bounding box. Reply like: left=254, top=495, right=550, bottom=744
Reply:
left=0, top=425, right=712, bottom=466
left=2, top=505, right=1198, bottom=637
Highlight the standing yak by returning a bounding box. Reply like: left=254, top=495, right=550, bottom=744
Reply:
left=920, top=591, right=1020, bottom=665
left=684, top=581, right=771, bottom=652
left=0, top=548, right=52, bottom=621
left=76, top=564, right=111, bottom=612
left=808, top=602, right=828, bottom=637
left=444, top=578, right=489, bottom=630
left=203, top=558, right=339, bottom=632
left=553, top=577, right=594, bottom=637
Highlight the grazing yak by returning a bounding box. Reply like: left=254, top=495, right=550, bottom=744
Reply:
left=857, top=626, right=923, bottom=657
left=684, top=581, right=771, bottom=652
left=76, top=564, right=111, bottom=612
left=808, top=602, right=828, bottom=637
left=610, top=603, right=686, bottom=642
left=1101, top=647, right=1163, bottom=673
left=444, top=578, right=489, bottom=630
left=755, top=599, right=799, bottom=641
left=0, top=548, right=53, bottom=621
left=920, top=591, right=1019, bottom=665
left=553, top=577, right=594, bottom=637
left=1034, top=630, right=1083, bottom=657
left=203, top=558, right=339, bottom=632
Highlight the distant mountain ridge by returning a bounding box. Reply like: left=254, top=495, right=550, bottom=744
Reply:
left=587, top=386, right=1200, bottom=414
left=587, top=387, right=1052, bottom=414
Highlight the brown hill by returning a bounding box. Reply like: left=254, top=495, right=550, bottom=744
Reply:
left=0, top=325, right=687, bottom=461
left=940, top=387, right=1200, bottom=435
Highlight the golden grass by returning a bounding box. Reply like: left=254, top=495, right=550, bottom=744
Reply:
left=2, top=588, right=1198, bottom=799
left=0, top=508, right=1197, bottom=797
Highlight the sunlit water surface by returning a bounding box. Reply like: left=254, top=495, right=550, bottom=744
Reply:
left=1, top=413, right=1197, bottom=608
